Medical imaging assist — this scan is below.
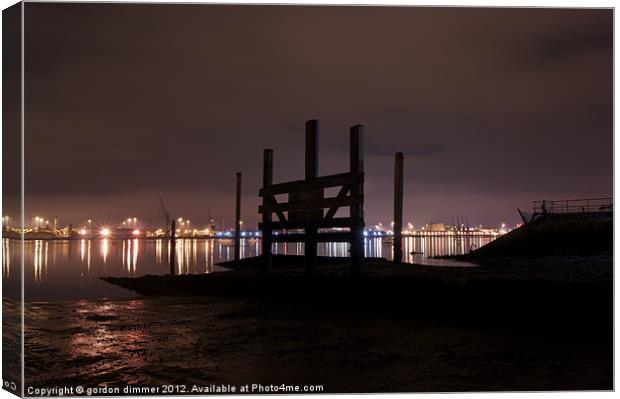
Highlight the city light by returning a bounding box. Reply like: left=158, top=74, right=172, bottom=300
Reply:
left=13, top=215, right=513, bottom=241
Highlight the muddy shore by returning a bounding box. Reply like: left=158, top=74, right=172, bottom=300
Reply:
left=15, top=286, right=612, bottom=393
left=8, top=246, right=613, bottom=393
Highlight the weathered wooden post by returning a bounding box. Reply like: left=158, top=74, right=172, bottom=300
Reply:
left=234, top=172, right=242, bottom=261
left=393, top=152, right=404, bottom=263
left=350, top=125, right=364, bottom=276
left=305, top=119, right=319, bottom=277
left=262, top=149, right=273, bottom=273
left=169, top=220, right=176, bottom=275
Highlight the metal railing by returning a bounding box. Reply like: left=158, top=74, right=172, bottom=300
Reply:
left=533, top=198, right=613, bottom=214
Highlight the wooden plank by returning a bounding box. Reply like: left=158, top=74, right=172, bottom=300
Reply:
left=169, top=220, right=176, bottom=275
left=259, top=172, right=362, bottom=196
left=393, top=152, right=404, bottom=263
left=350, top=125, right=365, bottom=277
left=234, top=172, right=242, bottom=261
left=305, top=119, right=319, bottom=181
left=274, top=209, right=287, bottom=222
left=259, top=195, right=362, bottom=214
left=323, top=185, right=351, bottom=220
left=271, top=232, right=352, bottom=243
left=305, top=119, right=319, bottom=277
left=261, top=149, right=273, bottom=273
left=288, top=189, right=324, bottom=222
left=262, top=193, right=287, bottom=222
left=259, top=217, right=357, bottom=230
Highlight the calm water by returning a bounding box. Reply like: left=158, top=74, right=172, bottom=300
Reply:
left=3, top=235, right=494, bottom=301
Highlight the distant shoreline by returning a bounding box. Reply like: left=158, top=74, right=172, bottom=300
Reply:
left=1, top=233, right=499, bottom=241
left=1, top=235, right=236, bottom=241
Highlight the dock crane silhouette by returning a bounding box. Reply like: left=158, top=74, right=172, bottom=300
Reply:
left=208, top=208, right=217, bottom=231
left=159, top=197, right=172, bottom=235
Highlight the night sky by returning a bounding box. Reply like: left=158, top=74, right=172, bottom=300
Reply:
left=14, top=4, right=613, bottom=229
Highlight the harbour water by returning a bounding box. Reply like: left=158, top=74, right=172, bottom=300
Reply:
left=3, top=235, right=495, bottom=301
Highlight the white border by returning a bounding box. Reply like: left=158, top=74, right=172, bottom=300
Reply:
left=0, top=2, right=616, bottom=399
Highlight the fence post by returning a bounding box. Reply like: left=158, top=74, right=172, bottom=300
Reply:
left=169, top=220, right=176, bottom=275
left=262, top=149, right=273, bottom=273
left=394, top=152, right=404, bottom=263
left=350, top=125, right=364, bottom=277
left=304, top=119, right=319, bottom=277
left=234, top=172, right=242, bottom=261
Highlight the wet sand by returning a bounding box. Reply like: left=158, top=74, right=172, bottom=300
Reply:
left=17, top=288, right=612, bottom=393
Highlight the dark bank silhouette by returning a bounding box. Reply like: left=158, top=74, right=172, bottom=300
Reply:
left=461, top=207, right=612, bottom=260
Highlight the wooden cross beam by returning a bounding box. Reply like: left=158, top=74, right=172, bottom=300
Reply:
left=323, top=185, right=352, bottom=221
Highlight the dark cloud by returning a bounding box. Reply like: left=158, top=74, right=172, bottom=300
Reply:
left=20, top=4, right=612, bottom=227
left=533, top=20, right=612, bottom=63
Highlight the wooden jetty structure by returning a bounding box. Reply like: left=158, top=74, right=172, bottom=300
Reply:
left=258, top=120, right=365, bottom=277
left=169, top=119, right=408, bottom=276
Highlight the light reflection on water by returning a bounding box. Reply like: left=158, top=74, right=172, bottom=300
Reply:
left=3, top=235, right=494, bottom=301
left=2, top=238, right=10, bottom=278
